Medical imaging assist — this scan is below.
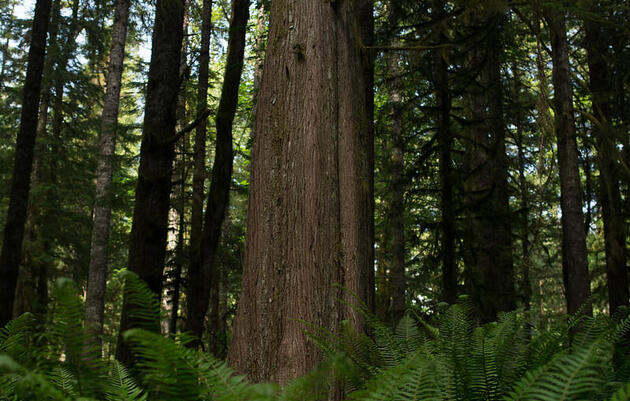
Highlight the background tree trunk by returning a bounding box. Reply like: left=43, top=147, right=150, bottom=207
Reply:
left=185, top=0, right=249, bottom=346
left=189, top=0, right=212, bottom=302
left=434, top=5, right=456, bottom=305
left=386, top=49, right=406, bottom=325
left=0, top=0, right=52, bottom=327
left=463, top=12, right=515, bottom=324
left=584, top=2, right=629, bottom=315
left=228, top=0, right=373, bottom=383
left=546, top=7, right=592, bottom=317
left=116, top=0, right=185, bottom=365
left=84, top=0, right=131, bottom=346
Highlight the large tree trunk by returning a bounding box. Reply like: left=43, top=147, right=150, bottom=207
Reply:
left=185, top=0, right=249, bottom=346
left=583, top=2, right=629, bottom=315
left=228, top=0, right=374, bottom=383
left=546, top=8, right=592, bottom=317
left=116, top=0, right=185, bottom=365
left=0, top=0, right=52, bottom=327
left=463, top=12, right=515, bottom=324
left=84, top=0, right=131, bottom=346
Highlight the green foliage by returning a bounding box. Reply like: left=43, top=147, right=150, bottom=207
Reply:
left=2, top=283, right=630, bottom=401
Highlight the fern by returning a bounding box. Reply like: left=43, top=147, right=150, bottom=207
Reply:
left=104, top=361, right=147, bottom=401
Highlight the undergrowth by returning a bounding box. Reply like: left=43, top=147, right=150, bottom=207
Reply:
left=1, top=273, right=630, bottom=400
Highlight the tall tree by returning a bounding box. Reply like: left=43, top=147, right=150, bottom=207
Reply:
left=188, top=0, right=213, bottom=310
left=386, top=49, right=406, bottom=325
left=0, top=0, right=53, bottom=327
left=186, top=0, right=249, bottom=347
left=463, top=10, right=516, bottom=323
left=84, top=0, right=131, bottom=345
left=545, top=6, right=592, bottom=317
left=228, top=0, right=374, bottom=383
left=116, top=0, right=186, bottom=365
left=583, top=0, right=629, bottom=315
left=434, top=0, right=456, bottom=305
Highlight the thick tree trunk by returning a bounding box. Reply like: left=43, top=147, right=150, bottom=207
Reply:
left=116, top=0, right=185, bottom=365
left=228, top=0, right=374, bottom=383
left=546, top=8, right=592, bottom=317
left=463, top=13, right=515, bottom=324
left=84, top=0, right=131, bottom=346
left=0, top=0, right=52, bottom=327
left=584, top=3, right=629, bottom=315
left=185, top=0, right=249, bottom=346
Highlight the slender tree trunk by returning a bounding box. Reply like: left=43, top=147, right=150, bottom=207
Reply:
left=164, top=0, right=190, bottom=337
left=584, top=2, right=629, bottom=315
left=189, top=0, right=212, bottom=295
left=185, top=0, right=249, bottom=346
left=84, top=0, right=131, bottom=346
left=511, top=62, right=532, bottom=311
left=228, top=0, right=374, bottom=383
left=17, top=0, right=61, bottom=321
left=251, top=1, right=265, bottom=122
left=386, top=50, right=406, bottom=325
left=546, top=8, right=592, bottom=317
left=435, top=19, right=456, bottom=305
left=463, top=13, right=515, bottom=324
left=0, top=0, right=52, bottom=327
left=116, top=0, right=186, bottom=366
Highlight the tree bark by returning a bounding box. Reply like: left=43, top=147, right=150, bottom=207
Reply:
left=116, top=0, right=185, bottom=366
left=546, top=7, right=592, bottom=317
left=513, top=65, right=532, bottom=311
left=228, top=0, right=374, bottom=383
left=386, top=49, right=406, bottom=325
left=0, top=0, right=52, bottom=327
left=463, top=12, right=515, bottom=324
left=434, top=13, right=456, bottom=305
left=583, top=1, right=629, bottom=315
left=164, top=0, right=190, bottom=337
left=185, top=0, right=249, bottom=346
left=189, top=0, right=212, bottom=298
left=84, top=0, right=131, bottom=347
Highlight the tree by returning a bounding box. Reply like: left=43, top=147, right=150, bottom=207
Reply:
left=433, top=0, right=456, bottom=306
left=188, top=0, right=213, bottom=321
left=546, top=6, right=592, bottom=317
left=228, top=0, right=374, bottom=383
left=0, top=0, right=52, bottom=327
left=84, top=0, right=131, bottom=346
left=583, top=0, right=629, bottom=315
left=463, top=10, right=516, bottom=323
left=185, top=0, right=249, bottom=347
left=116, top=0, right=186, bottom=365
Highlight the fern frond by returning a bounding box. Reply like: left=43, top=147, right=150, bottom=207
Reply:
left=0, top=312, right=36, bottom=363
left=122, top=328, right=200, bottom=401
left=506, top=340, right=611, bottom=401
left=610, top=382, right=630, bottom=401
left=104, top=361, right=147, bottom=401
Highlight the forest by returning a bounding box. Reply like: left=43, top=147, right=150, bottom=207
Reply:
left=1, top=0, right=630, bottom=399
